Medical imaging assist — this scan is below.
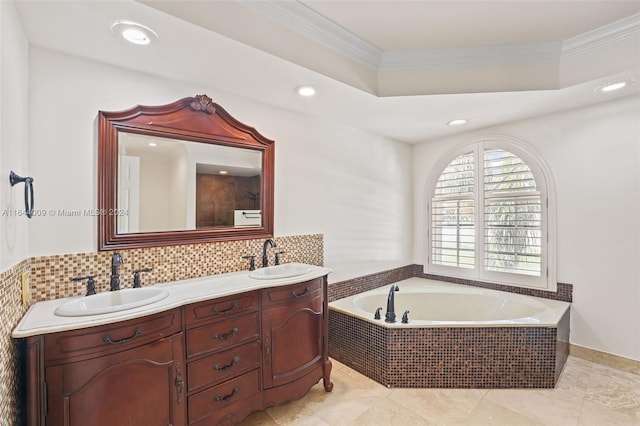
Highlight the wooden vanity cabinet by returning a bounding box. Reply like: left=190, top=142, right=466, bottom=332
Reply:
left=24, top=276, right=332, bottom=426
left=262, top=279, right=324, bottom=389
left=26, top=308, right=185, bottom=426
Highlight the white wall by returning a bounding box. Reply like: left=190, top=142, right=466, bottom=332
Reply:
left=413, top=95, right=640, bottom=360
left=167, top=144, right=187, bottom=230
left=138, top=151, right=173, bottom=232
left=27, top=47, right=413, bottom=280
left=0, top=1, right=29, bottom=271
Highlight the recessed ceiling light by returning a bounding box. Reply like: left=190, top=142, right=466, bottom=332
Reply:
left=219, top=170, right=228, bottom=175
left=295, top=85, right=316, bottom=97
left=147, top=142, right=158, bottom=147
left=111, top=20, right=158, bottom=46
left=595, top=79, right=634, bottom=93
left=447, top=119, right=468, bottom=127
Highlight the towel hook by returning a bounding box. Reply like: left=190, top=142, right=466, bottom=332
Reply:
left=9, top=171, right=35, bottom=218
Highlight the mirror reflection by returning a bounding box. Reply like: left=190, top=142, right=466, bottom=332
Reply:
left=117, top=133, right=262, bottom=234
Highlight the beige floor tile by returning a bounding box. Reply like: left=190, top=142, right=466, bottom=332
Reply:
left=265, top=398, right=332, bottom=426
left=567, top=356, right=596, bottom=368
left=233, top=357, right=640, bottom=425
left=584, top=369, right=640, bottom=419
left=349, top=395, right=432, bottom=425
left=308, top=393, right=385, bottom=425
left=578, top=400, right=640, bottom=426
left=302, top=368, right=387, bottom=425
left=484, top=388, right=583, bottom=426
left=236, top=409, right=278, bottom=426
left=556, top=360, right=592, bottom=394
left=388, top=388, right=487, bottom=424
left=329, top=357, right=347, bottom=371
left=589, top=363, right=640, bottom=387
left=455, top=399, right=545, bottom=426
left=339, top=366, right=393, bottom=396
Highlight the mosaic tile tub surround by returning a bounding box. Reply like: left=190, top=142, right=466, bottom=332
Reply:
left=329, top=305, right=570, bottom=389
left=327, top=265, right=572, bottom=388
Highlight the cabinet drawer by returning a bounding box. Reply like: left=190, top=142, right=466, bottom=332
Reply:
left=188, top=369, right=261, bottom=425
left=185, top=291, right=258, bottom=326
left=261, top=278, right=323, bottom=307
left=186, top=312, right=259, bottom=358
left=187, top=341, right=260, bottom=392
left=44, top=309, right=181, bottom=363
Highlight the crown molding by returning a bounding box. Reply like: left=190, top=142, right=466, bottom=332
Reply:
left=245, top=2, right=639, bottom=71
left=562, top=13, right=640, bottom=57
left=241, top=1, right=383, bottom=67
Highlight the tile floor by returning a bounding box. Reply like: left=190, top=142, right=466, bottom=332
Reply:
left=238, top=357, right=640, bottom=425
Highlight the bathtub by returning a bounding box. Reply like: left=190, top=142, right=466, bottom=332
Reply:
left=330, top=277, right=569, bottom=327
left=328, top=277, right=571, bottom=388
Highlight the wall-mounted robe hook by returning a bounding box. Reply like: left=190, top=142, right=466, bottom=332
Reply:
left=9, top=171, right=35, bottom=218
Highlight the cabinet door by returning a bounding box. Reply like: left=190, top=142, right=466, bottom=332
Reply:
left=45, top=333, right=186, bottom=426
left=262, top=294, right=323, bottom=388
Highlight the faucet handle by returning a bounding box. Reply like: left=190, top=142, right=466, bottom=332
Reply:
left=401, top=310, right=410, bottom=324
left=374, top=307, right=382, bottom=320
left=274, top=251, right=285, bottom=266
left=242, top=255, right=256, bottom=271
left=72, top=275, right=97, bottom=296
left=133, top=268, right=152, bottom=288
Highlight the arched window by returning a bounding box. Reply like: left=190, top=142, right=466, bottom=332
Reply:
left=427, top=139, right=556, bottom=291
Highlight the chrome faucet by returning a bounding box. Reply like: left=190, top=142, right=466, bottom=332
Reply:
left=110, top=252, right=123, bottom=291
left=262, top=238, right=276, bottom=267
left=385, top=284, right=400, bottom=323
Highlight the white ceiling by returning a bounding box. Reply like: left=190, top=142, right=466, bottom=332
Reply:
left=303, top=1, right=640, bottom=50
left=13, top=0, right=640, bottom=144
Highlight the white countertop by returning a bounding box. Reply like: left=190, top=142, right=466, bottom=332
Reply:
left=12, top=265, right=332, bottom=338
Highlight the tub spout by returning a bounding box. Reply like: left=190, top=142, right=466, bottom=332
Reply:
left=385, top=284, right=400, bottom=323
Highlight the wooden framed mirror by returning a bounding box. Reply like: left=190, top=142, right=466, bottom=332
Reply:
left=98, top=95, right=274, bottom=250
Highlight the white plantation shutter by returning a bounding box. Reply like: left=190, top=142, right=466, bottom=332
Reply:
left=483, top=149, right=541, bottom=276
left=431, top=152, right=475, bottom=269
left=428, top=142, right=552, bottom=289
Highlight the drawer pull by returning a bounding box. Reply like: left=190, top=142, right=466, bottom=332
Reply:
left=214, top=386, right=240, bottom=403
left=291, top=287, right=309, bottom=298
left=214, top=356, right=240, bottom=372
left=212, top=327, right=239, bottom=341
left=102, top=327, right=142, bottom=344
left=211, top=301, right=238, bottom=314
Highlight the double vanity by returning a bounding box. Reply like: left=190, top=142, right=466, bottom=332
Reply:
left=13, top=264, right=333, bottom=426
left=12, top=95, right=331, bottom=425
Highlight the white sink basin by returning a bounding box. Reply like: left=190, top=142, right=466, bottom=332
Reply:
left=249, top=263, right=313, bottom=280
left=54, top=287, right=169, bottom=317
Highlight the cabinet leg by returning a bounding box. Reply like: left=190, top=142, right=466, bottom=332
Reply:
left=323, top=359, right=333, bottom=392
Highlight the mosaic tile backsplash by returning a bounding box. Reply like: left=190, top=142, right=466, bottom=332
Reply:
left=0, top=259, right=30, bottom=426
left=30, top=234, right=323, bottom=303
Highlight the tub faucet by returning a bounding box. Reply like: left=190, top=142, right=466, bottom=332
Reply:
left=385, top=284, right=400, bottom=323
left=110, top=252, right=123, bottom=291
left=262, top=238, right=276, bottom=267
